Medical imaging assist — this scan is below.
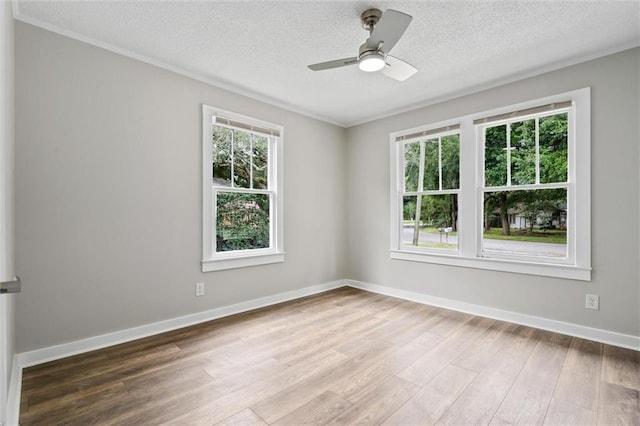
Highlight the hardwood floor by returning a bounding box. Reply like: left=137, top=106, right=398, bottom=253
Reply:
left=19, top=287, right=640, bottom=425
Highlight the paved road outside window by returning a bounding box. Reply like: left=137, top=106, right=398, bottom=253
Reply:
left=402, top=227, right=566, bottom=258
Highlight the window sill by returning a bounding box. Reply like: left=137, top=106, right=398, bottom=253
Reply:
left=390, top=250, right=591, bottom=281
left=202, top=251, right=285, bottom=272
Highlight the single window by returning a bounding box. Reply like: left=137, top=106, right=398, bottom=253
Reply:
left=390, top=88, right=591, bottom=281
left=480, top=111, right=569, bottom=262
left=399, top=129, right=460, bottom=252
left=202, top=106, right=284, bottom=272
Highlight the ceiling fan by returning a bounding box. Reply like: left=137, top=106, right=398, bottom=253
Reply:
left=308, top=8, right=417, bottom=82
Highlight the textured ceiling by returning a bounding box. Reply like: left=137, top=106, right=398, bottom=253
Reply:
left=14, top=0, right=640, bottom=127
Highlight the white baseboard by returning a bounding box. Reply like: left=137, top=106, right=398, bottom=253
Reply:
left=346, top=279, right=640, bottom=351
left=17, top=279, right=347, bottom=368
left=8, top=277, right=638, bottom=425
left=16, top=278, right=639, bottom=368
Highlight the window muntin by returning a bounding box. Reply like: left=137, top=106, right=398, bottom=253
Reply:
left=390, top=88, right=591, bottom=281
left=481, top=110, right=570, bottom=262
left=400, top=131, right=460, bottom=252
left=202, top=105, right=284, bottom=271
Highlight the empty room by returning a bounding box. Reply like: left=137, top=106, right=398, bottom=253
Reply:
left=1, top=1, right=639, bottom=425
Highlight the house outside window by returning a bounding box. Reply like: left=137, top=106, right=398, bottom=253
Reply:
left=202, top=105, right=284, bottom=272
left=390, top=88, right=591, bottom=280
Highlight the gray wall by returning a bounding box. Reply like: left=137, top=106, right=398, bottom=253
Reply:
left=13, top=22, right=640, bottom=354
left=346, top=47, right=640, bottom=337
left=15, top=23, right=348, bottom=353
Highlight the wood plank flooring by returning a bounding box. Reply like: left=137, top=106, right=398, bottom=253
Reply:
left=19, top=287, right=640, bottom=425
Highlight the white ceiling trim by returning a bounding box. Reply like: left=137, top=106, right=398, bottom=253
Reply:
left=12, top=1, right=640, bottom=129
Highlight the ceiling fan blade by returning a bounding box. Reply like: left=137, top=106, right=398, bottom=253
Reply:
left=308, top=57, right=358, bottom=71
left=380, top=55, right=418, bottom=81
left=367, top=9, right=412, bottom=53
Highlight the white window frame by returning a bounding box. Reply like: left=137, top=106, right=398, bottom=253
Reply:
left=390, top=88, right=591, bottom=281
left=202, top=105, right=284, bottom=272
left=477, top=107, right=572, bottom=265
left=399, top=127, right=461, bottom=254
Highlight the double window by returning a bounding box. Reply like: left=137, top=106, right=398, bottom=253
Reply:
left=390, top=88, right=591, bottom=280
left=202, top=106, right=284, bottom=271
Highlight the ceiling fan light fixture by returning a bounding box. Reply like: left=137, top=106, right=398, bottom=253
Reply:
left=358, top=52, right=386, bottom=72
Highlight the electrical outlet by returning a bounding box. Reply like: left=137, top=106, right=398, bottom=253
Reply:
left=585, top=294, right=599, bottom=310
left=195, top=282, right=205, bottom=297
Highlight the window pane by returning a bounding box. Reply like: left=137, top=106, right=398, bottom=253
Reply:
left=484, top=125, right=507, bottom=187
left=482, top=188, right=567, bottom=258
left=402, top=195, right=418, bottom=233
left=212, top=126, right=232, bottom=187
left=441, top=134, right=460, bottom=190
left=233, top=131, right=252, bottom=188
left=402, top=195, right=423, bottom=246
left=423, top=138, right=439, bottom=190
left=539, top=113, right=568, bottom=183
left=404, top=143, right=420, bottom=192
left=510, top=119, right=536, bottom=185
left=402, top=194, right=458, bottom=250
left=216, top=192, right=270, bottom=252
left=252, top=135, right=269, bottom=190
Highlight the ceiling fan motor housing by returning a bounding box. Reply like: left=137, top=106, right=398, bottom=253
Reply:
left=359, top=42, right=384, bottom=59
